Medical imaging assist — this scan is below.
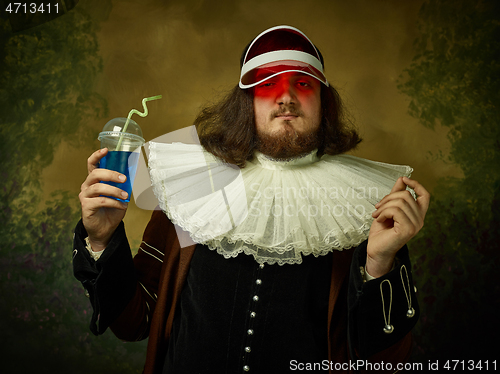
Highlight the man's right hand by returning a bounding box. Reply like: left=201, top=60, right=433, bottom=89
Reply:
left=79, top=148, right=129, bottom=251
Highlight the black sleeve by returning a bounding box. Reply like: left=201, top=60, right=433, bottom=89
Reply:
left=72, top=219, right=137, bottom=335
left=347, top=240, right=419, bottom=359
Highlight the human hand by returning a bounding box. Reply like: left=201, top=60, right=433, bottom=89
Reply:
left=79, top=148, right=129, bottom=251
left=366, top=177, right=430, bottom=278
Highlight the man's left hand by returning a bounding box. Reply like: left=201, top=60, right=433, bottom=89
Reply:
left=366, top=176, right=430, bottom=278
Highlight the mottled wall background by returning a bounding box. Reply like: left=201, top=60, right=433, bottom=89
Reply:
left=1, top=0, right=498, bottom=372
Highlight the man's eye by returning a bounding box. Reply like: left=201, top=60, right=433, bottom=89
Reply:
left=297, top=81, right=310, bottom=87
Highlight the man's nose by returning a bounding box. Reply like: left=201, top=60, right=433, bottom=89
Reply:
left=276, top=81, right=296, bottom=104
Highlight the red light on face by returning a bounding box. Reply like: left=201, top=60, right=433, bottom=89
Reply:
left=253, top=72, right=320, bottom=99
left=253, top=71, right=322, bottom=144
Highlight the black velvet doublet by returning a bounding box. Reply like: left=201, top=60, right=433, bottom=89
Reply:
left=163, top=244, right=333, bottom=373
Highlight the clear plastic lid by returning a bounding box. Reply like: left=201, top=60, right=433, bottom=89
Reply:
left=98, top=117, right=145, bottom=144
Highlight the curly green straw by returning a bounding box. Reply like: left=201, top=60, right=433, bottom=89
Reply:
left=115, top=95, right=162, bottom=151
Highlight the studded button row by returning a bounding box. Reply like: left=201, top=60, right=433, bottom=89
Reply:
left=241, top=263, right=266, bottom=372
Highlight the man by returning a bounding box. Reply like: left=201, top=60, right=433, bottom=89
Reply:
left=74, top=26, right=429, bottom=373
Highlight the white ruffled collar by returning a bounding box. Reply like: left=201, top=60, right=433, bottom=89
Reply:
left=147, top=143, right=413, bottom=265
left=254, top=150, right=320, bottom=170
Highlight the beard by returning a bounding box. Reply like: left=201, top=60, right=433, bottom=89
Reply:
left=255, top=104, right=321, bottom=159
left=255, top=121, right=321, bottom=160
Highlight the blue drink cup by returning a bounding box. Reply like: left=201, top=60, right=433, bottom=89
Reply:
left=98, top=118, right=145, bottom=202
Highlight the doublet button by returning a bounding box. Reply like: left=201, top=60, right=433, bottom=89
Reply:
left=259, top=264, right=265, bottom=269
left=245, top=346, right=251, bottom=353
left=255, top=279, right=262, bottom=285
left=247, top=329, right=254, bottom=335
left=250, top=312, right=256, bottom=318
left=252, top=295, right=259, bottom=302
left=383, top=324, right=394, bottom=334
left=243, top=365, right=250, bottom=371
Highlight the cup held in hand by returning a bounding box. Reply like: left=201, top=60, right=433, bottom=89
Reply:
left=98, top=118, right=145, bottom=202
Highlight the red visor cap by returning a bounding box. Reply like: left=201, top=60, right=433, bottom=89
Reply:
left=239, top=26, right=328, bottom=89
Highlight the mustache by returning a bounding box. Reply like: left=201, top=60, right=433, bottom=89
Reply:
left=270, top=106, right=304, bottom=119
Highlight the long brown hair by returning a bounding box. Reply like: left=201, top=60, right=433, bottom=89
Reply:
left=195, top=84, right=361, bottom=168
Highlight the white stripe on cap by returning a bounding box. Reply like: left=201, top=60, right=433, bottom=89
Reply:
left=238, top=25, right=329, bottom=89
left=240, top=50, right=324, bottom=81
left=241, top=25, right=321, bottom=64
